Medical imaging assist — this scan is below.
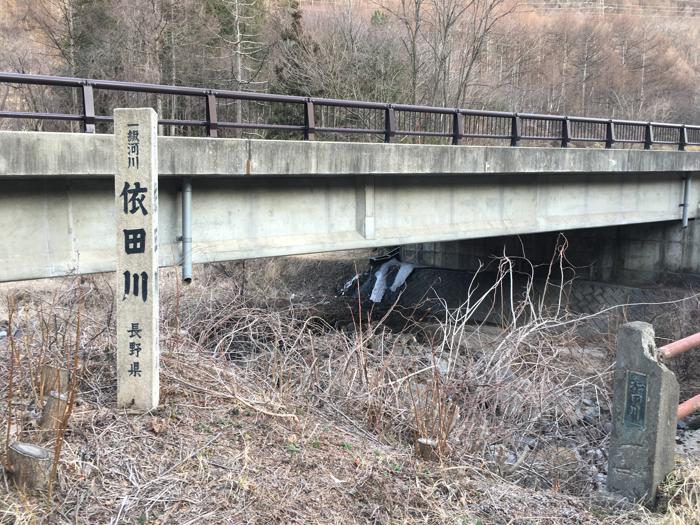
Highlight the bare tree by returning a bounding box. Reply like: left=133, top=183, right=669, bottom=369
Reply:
left=377, top=0, right=427, bottom=104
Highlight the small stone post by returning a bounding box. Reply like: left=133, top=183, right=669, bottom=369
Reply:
left=608, top=322, right=679, bottom=504
left=114, top=108, right=160, bottom=411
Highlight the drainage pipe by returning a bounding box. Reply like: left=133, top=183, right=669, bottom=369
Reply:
left=182, top=177, right=192, bottom=283
left=678, top=394, right=700, bottom=421
left=659, top=331, right=700, bottom=360
left=681, top=175, right=691, bottom=228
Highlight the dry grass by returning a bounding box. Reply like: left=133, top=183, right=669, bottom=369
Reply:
left=660, top=464, right=700, bottom=524
left=0, top=255, right=697, bottom=524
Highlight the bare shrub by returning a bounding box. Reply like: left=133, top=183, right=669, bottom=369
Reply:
left=164, top=250, right=613, bottom=498
left=2, top=254, right=694, bottom=522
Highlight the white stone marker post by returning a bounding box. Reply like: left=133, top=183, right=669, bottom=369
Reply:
left=114, top=108, right=159, bottom=411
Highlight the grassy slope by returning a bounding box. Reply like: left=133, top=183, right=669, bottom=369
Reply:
left=0, top=257, right=698, bottom=524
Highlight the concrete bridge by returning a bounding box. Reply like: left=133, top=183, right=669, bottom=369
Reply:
left=1, top=129, right=699, bottom=283
left=1, top=72, right=700, bottom=284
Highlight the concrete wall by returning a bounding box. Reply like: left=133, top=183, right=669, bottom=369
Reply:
left=1, top=130, right=699, bottom=283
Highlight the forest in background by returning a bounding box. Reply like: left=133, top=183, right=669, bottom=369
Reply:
left=0, top=0, right=698, bottom=136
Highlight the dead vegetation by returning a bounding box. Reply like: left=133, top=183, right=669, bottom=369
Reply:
left=0, top=255, right=698, bottom=524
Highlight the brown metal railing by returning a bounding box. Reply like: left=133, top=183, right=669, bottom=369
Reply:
left=659, top=334, right=700, bottom=420
left=1, top=72, right=700, bottom=149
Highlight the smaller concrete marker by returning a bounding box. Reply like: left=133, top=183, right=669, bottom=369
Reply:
left=607, top=322, right=679, bottom=504
left=115, top=108, right=159, bottom=411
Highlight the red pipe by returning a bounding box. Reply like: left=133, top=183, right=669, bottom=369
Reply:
left=659, top=332, right=700, bottom=359
left=678, top=394, right=700, bottom=421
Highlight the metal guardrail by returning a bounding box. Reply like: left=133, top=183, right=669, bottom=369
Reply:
left=1, top=72, right=699, bottom=149
left=659, top=334, right=700, bottom=420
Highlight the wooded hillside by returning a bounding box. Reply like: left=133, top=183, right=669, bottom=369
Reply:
left=0, top=0, right=697, bottom=130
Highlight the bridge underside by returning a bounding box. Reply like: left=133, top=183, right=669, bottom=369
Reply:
left=1, top=131, right=698, bottom=282
left=402, top=219, right=700, bottom=286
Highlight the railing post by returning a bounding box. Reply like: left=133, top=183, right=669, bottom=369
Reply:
left=206, top=94, right=218, bottom=138
left=510, top=113, right=520, bottom=147
left=605, top=120, right=615, bottom=149
left=384, top=105, right=395, bottom=143
left=561, top=117, right=570, bottom=148
left=452, top=110, right=463, bottom=145
left=304, top=99, right=315, bottom=141
left=644, top=122, right=653, bottom=150
left=81, top=84, right=95, bottom=134
left=679, top=125, right=688, bottom=152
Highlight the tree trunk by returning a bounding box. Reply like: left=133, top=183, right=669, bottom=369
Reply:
left=638, top=30, right=647, bottom=115
left=40, top=391, right=69, bottom=431
left=170, top=0, right=177, bottom=137
left=416, top=437, right=438, bottom=461
left=581, top=37, right=589, bottom=115
left=7, top=442, right=52, bottom=493
left=39, top=364, right=69, bottom=400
